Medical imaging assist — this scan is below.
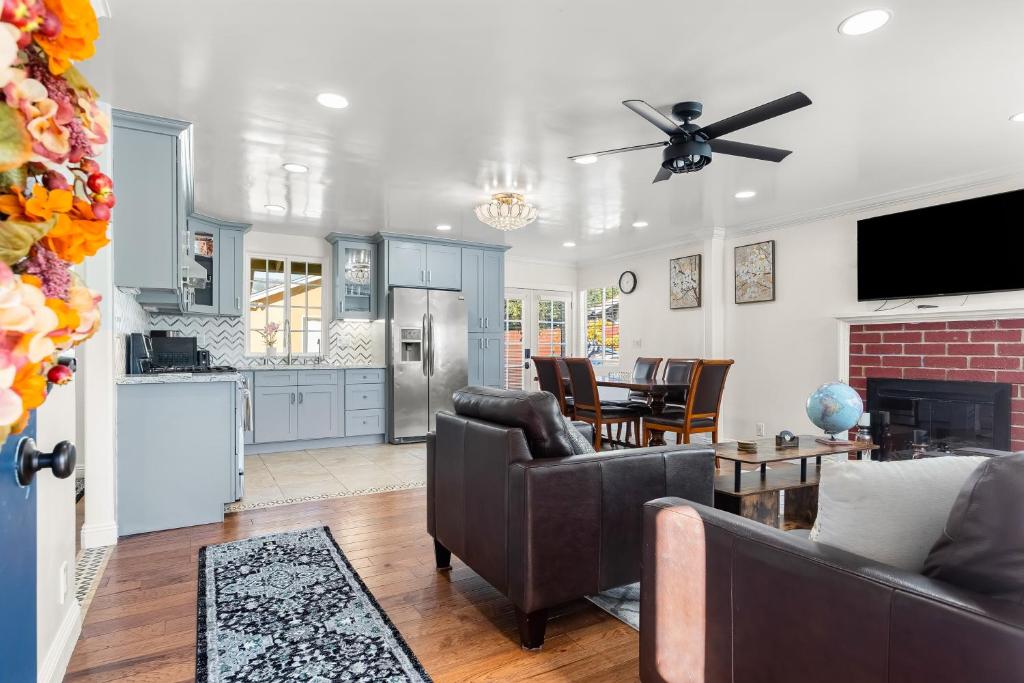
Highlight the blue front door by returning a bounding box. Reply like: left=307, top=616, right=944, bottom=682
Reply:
left=0, top=412, right=37, bottom=681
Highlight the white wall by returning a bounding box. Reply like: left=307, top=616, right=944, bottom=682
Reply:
left=505, top=255, right=577, bottom=293
left=722, top=178, right=1024, bottom=439
left=36, top=386, right=80, bottom=682
left=577, top=242, right=706, bottom=372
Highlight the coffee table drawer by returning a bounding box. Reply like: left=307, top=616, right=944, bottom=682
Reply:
left=346, top=409, right=384, bottom=436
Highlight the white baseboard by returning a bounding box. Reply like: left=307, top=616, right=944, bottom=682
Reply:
left=80, top=521, right=118, bottom=548
left=38, top=600, right=81, bottom=683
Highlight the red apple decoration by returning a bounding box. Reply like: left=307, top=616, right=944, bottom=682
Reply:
left=78, top=158, right=99, bottom=175
left=47, top=365, right=72, bottom=385
left=86, top=172, right=112, bottom=194
left=42, top=170, right=69, bottom=191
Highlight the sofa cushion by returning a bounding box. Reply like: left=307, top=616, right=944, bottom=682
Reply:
left=452, top=386, right=575, bottom=458
left=923, top=453, right=1024, bottom=602
left=562, top=416, right=595, bottom=454
left=809, top=456, right=985, bottom=572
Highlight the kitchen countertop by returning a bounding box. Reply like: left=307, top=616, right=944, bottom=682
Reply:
left=243, top=364, right=385, bottom=371
left=115, top=373, right=243, bottom=385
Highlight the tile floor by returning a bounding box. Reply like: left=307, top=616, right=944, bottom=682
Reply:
left=242, top=442, right=426, bottom=505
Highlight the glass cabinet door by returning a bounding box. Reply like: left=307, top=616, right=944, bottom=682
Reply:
left=192, top=229, right=217, bottom=311
left=339, top=243, right=374, bottom=318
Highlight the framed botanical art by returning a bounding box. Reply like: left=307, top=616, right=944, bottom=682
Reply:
left=669, top=254, right=701, bottom=309
left=734, top=240, right=775, bottom=304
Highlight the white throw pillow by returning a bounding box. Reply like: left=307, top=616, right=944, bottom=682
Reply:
left=809, top=456, right=985, bottom=572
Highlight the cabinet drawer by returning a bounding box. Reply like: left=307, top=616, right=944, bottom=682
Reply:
left=345, top=384, right=384, bottom=410
left=254, top=371, right=297, bottom=387
left=345, top=409, right=385, bottom=436
left=297, top=370, right=338, bottom=386
left=346, top=368, right=384, bottom=384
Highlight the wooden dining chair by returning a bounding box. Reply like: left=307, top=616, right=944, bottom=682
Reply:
left=627, top=357, right=663, bottom=403
left=643, top=359, right=734, bottom=462
left=563, top=357, right=644, bottom=449
left=662, top=358, right=700, bottom=410
left=533, top=356, right=573, bottom=418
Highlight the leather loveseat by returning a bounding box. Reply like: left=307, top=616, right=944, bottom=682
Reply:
left=639, top=499, right=1024, bottom=682
left=427, top=386, right=715, bottom=649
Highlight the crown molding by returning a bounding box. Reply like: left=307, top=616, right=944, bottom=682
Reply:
left=574, top=231, right=709, bottom=268
left=726, top=164, right=1024, bottom=238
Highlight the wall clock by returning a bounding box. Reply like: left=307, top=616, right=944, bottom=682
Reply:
left=618, top=270, right=637, bottom=294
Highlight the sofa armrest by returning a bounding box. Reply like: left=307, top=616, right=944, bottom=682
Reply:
left=640, top=498, right=1024, bottom=683
left=507, top=446, right=714, bottom=613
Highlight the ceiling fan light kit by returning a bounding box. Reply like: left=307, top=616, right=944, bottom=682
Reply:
left=475, top=192, right=538, bottom=231
left=570, top=92, right=812, bottom=183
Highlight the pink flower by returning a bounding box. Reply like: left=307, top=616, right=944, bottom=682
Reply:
left=20, top=246, right=70, bottom=299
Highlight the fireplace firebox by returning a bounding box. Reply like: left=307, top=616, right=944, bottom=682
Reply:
left=866, top=378, right=1011, bottom=459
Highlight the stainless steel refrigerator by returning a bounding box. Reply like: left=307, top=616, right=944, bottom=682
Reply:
left=389, top=288, right=468, bottom=442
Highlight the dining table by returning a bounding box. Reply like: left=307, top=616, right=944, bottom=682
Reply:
left=594, top=373, right=690, bottom=447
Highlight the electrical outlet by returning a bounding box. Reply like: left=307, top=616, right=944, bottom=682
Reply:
left=59, top=561, right=68, bottom=605
left=755, top=422, right=766, bottom=437
left=633, top=338, right=642, bottom=348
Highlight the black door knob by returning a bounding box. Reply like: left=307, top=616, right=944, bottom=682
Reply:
left=16, top=438, right=76, bottom=486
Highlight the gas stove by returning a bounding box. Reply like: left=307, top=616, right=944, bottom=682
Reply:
left=142, top=365, right=237, bottom=375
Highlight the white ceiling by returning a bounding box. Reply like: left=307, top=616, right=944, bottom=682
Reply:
left=81, top=0, right=1024, bottom=263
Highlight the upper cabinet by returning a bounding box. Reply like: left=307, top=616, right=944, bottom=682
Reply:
left=112, top=110, right=193, bottom=301
left=188, top=213, right=250, bottom=317
left=464, top=247, right=504, bottom=333
left=327, top=234, right=377, bottom=320
left=386, top=239, right=462, bottom=290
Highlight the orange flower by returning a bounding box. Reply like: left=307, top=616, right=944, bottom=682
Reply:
left=44, top=296, right=80, bottom=349
left=35, top=0, right=99, bottom=74
left=10, top=360, right=47, bottom=431
left=40, top=197, right=108, bottom=264
left=0, top=185, right=73, bottom=222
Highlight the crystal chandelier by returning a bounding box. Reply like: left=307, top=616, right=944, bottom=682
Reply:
left=474, top=192, right=538, bottom=231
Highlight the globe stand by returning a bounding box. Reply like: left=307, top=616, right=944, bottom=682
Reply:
left=815, top=433, right=854, bottom=447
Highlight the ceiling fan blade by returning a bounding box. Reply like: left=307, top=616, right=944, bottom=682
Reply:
left=653, top=166, right=672, bottom=183
left=622, top=100, right=683, bottom=136
left=708, top=139, right=792, bottom=162
left=568, top=141, right=667, bottom=161
left=697, top=92, right=811, bottom=140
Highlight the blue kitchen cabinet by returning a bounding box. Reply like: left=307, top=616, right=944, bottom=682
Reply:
left=463, top=249, right=483, bottom=332
left=388, top=240, right=427, bottom=287
left=468, top=333, right=504, bottom=388
left=481, top=250, right=504, bottom=332
left=326, top=234, right=377, bottom=320
left=425, top=244, right=462, bottom=290
left=254, top=385, right=297, bottom=443
left=189, top=214, right=250, bottom=317
left=218, top=224, right=247, bottom=316
left=468, top=334, right=483, bottom=386
left=297, top=384, right=339, bottom=440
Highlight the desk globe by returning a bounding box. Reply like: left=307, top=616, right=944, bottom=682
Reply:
left=805, top=381, right=864, bottom=442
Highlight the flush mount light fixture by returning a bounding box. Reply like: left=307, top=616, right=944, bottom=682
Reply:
left=573, top=155, right=598, bottom=165
left=474, top=192, right=539, bottom=231
left=264, top=204, right=286, bottom=214
left=436, top=224, right=452, bottom=231
left=563, top=241, right=576, bottom=248
left=631, top=220, right=649, bottom=228
left=282, top=162, right=308, bottom=173
left=734, top=190, right=757, bottom=199
left=1011, top=112, right=1024, bottom=123
left=316, top=92, right=349, bottom=109
left=838, top=9, right=891, bottom=36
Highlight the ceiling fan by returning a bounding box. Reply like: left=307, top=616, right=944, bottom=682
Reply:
left=568, top=91, right=811, bottom=182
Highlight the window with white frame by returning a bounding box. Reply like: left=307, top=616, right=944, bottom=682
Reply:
left=584, top=286, right=620, bottom=366
left=248, top=256, right=324, bottom=355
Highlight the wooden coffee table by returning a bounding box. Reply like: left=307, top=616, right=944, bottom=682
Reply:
left=712, top=437, right=878, bottom=529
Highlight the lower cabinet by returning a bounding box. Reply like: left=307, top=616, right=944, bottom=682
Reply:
left=297, top=384, right=339, bottom=440
left=254, top=385, right=298, bottom=443
left=469, top=333, right=503, bottom=388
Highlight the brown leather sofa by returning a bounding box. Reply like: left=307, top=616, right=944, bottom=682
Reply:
left=427, top=386, right=715, bottom=649
left=640, top=498, right=1024, bottom=682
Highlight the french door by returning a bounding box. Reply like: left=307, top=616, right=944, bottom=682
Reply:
left=503, top=289, right=572, bottom=390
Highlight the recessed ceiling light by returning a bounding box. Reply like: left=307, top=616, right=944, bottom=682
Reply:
left=264, top=204, right=286, bottom=214
left=573, top=155, right=598, bottom=165
left=631, top=220, right=648, bottom=228
left=1011, top=112, right=1024, bottom=123
left=563, top=241, right=576, bottom=248
left=282, top=162, right=309, bottom=173
left=734, top=190, right=757, bottom=199
left=316, top=92, right=349, bottom=109
left=436, top=224, right=452, bottom=231
left=838, top=9, right=891, bottom=36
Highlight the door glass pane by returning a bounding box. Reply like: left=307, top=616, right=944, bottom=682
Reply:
left=537, top=297, right=567, bottom=357
left=342, top=246, right=372, bottom=314
left=504, top=298, right=524, bottom=390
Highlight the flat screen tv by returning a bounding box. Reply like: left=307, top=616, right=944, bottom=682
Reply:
left=857, top=188, right=1024, bottom=301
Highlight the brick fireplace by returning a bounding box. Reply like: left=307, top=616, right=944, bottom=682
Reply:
left=848, top=318, right=1024, bottom=451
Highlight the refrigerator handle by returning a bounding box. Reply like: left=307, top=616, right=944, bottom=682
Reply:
left=428, top=313, right=435, bottom=376
left=421, top=314, right=429, bottom=377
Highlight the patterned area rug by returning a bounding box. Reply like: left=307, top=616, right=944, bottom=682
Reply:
left=197, top=526, right=430, bottom=682
left=586, top=583, right=640, bottom=631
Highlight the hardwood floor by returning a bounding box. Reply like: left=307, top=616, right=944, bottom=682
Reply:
left=67, top=488, right=640, bottom=682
